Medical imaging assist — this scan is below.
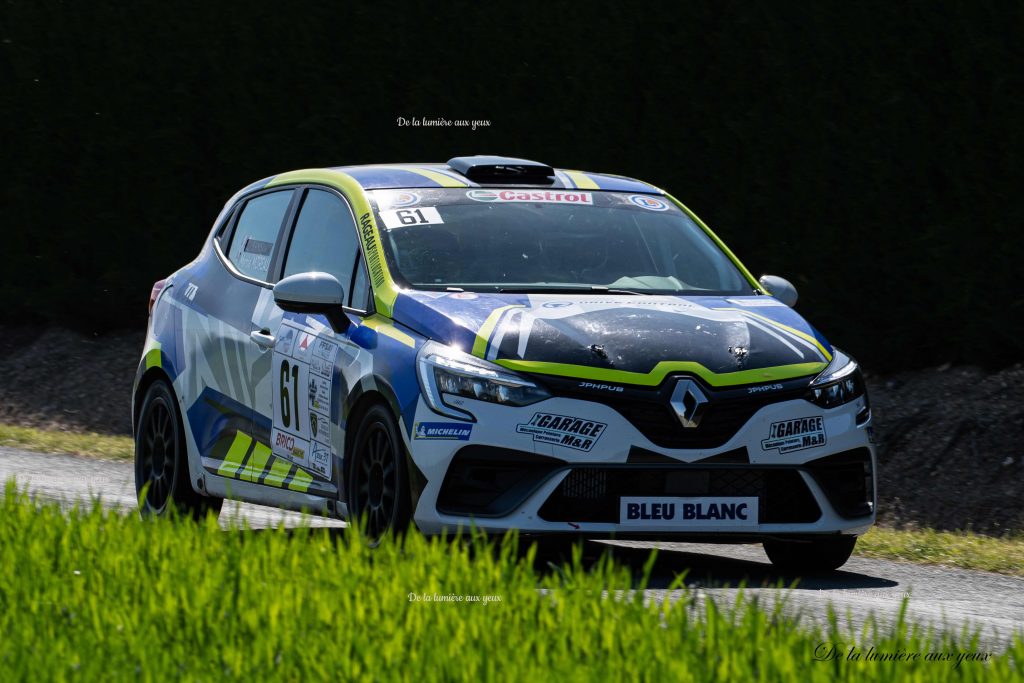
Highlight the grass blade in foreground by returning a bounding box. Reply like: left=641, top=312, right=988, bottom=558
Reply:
left=0, top=486, right=1020, bottom=681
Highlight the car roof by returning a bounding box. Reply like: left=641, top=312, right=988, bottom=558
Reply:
left=239, top=160, right=663, bottom=196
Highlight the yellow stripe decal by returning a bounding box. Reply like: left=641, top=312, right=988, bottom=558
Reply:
left=264, top=457, right=293, bottom=488
left=662, top=192, right=762, bottom=292
left=217, top=431, right=253, bottom=478
left=361, top=314, right=416, bottom=348
left=563, top=171, right=600, bottom=190
left=239, top=441, right=272, bottom=483
left=266, top=169, right=401, bottom=317
left=391, top=166, right=468, bottom=188
left=714, top=308, right=833, bottom=362
left=144, top=344, right=162, bottom=370
left=288, top=468, right=314, bottom=493
left=493, top=359, right=826, bottom=388
left=472, top=305, right=526, bottom=358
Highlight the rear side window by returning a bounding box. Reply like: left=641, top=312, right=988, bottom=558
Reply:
left=227, top=191, right=293, bottom=281
left=283, top=189, right=361, bottom=301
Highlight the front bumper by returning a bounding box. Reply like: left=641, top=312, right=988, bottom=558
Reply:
left=405, top=384, right=876, bottom=538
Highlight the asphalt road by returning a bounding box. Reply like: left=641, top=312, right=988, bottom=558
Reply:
left=2, top=447, right=1022, bottom=652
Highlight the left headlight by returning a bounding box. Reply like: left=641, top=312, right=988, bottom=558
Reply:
left=416, top=341, right=550, bottom=421
left=805, top=348, right=867, bottom=409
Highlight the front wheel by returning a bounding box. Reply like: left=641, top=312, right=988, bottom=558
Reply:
left=135, top=379, right=222, bottom=520
left=763, top=536, right=857, bottom=573
left=347, top=404, right=411, bottom=543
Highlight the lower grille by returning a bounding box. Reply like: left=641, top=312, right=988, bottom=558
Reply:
left=804, top=448, right=874, bottom=518
left=437, top=446, right=565, bottom=517
left=538, top=466, right=821, bottom=524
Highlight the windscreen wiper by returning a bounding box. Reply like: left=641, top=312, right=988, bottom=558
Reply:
left=496, top=286, right=648, bottom=295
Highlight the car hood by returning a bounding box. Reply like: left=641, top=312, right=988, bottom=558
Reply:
left=390, top=291, right=833, bottom=386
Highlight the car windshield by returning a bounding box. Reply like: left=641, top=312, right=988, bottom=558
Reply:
left=369, top=188, right=753, bottom=295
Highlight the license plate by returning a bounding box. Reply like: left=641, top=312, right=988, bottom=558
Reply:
left=619, top=497, right=759, bottom=527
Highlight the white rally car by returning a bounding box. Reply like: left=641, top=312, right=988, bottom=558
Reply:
left=133, top=156, right=875, bottom=571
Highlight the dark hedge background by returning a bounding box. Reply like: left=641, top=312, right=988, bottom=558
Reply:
left=1, top=1, right=1020, bottom=372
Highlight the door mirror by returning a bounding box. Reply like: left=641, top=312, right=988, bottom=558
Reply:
left=273, top=272, right=349, bottom=331
left=758, top=275, right=799, bottom=307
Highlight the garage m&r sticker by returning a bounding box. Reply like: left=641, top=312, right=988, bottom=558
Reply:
left=761, top=416, right=827, bottom=454
left=516, top=413, right=606, bottom=451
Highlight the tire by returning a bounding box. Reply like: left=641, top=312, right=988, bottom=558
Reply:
left=763, top=536, right=857, bottom=573
left=347, top=404, right=411, bottom=542
left=135, top=379, right=222, bottom=520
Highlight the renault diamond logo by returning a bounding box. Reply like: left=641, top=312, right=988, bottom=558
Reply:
left=670, top=379, right=708, bottom=429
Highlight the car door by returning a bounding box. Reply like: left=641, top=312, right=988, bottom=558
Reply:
left=251, top=186, right=370, bottom=500
left=186, top=188, right=296, bottom=470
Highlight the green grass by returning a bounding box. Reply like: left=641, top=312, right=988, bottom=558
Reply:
left=0, top=486, right=1020, bottom=681
left=0, top=423, right=133, bottom=460
left=1, top=422, right=1022, bottom=580
left=856, top=527, right=1024, bottom=577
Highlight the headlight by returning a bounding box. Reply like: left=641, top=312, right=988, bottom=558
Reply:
left=416, top=341, right=550, bottom=420
left=805, top=348, right=867, bottom=409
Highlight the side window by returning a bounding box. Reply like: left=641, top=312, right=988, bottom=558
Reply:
left=227, top=191, right=293, bottom=281
left=283, top=189, right=361, bottom=301
left=350, top=254, right=371, bottom=310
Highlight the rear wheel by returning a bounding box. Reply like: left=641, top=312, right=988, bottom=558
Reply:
left=763, top=536, right=857, bottom=572
left=347, top=404, right=411, bottom=543
left=135, top=379, right=222, bottom=520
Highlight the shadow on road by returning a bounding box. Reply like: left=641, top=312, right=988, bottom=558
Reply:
left=225, top=521, right=898, bottom=591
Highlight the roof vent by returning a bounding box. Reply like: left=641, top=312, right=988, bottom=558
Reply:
left=447, top=155, right=554, bottom=184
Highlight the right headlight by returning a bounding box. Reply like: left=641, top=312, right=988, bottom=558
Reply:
left=416, top=341, right=550, bottom=421
left=805, top=348, right=867, bottom=409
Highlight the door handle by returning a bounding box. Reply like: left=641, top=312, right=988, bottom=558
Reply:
left=250, top=329, right=276, bottom=349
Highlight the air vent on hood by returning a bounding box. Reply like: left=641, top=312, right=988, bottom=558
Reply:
left=447, top=155, right=555, bottom=184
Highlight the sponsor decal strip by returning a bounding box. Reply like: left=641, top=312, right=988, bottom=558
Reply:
left=266, top=169, right=400, bottom=317
left=494, top=358, right=827, bottom=388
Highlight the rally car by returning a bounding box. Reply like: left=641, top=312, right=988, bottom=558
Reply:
left=133, top=155, right=875, bottom=571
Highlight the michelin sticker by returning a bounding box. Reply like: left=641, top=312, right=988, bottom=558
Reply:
left=414, top=422, right=473, bottom=441
left=516, top=413, right=606, bottom=451
left=761, top=416, right=827, bottom=454
left=271, top=322, right=340, bottom=479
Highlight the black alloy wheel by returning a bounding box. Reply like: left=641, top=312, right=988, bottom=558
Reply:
left=135, top=379, right=222, bottom=520
left=348, top=404, right=411, bottom=541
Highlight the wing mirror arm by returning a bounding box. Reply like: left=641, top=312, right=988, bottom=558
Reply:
left=272, top=272, right=351, bottom=333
